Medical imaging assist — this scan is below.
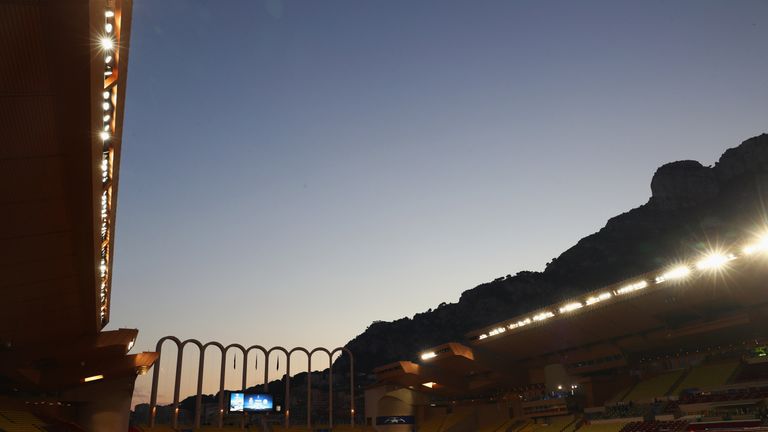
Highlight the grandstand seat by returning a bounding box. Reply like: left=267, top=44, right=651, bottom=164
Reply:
left=678, top=385, right=768, bottom=404
left=535, top=415, right=576, bottom=432
left=578, top=422, right=631, bottom=432
left=479, top=418, right=516, bottom=432
left=623, top=370, right=685, bottom=402
left=733, top=361, right=768, bottom=383
left=439, top=410, right=472, bottom=432
left=619, top=420, right=688, bottom=432
left=673, top=361, right=740, bottom=394
left=0, top=410, right=47, bottom=432
left=138, top=426, right=177, bottom=432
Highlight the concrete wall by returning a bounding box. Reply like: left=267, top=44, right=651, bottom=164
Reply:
left=365, top=385, right=423, bottom=432
left=61, top=374, right=137, bottom=432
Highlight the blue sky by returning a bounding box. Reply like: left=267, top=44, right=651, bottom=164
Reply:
left=109, top=0, right=768, bottom=406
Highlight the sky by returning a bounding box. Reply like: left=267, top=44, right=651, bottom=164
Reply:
left=107, top=0, right=768, bottom=408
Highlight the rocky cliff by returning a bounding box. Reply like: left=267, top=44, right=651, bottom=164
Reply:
left=340, top=133, right=768, bottom=375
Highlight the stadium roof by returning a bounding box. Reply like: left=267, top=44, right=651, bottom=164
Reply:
left=0, top=0, right=152, bottom=390
left=376, top=235, right=768, bottom=396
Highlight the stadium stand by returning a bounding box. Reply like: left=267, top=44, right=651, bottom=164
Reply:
left=480, top=418, right=520, bottom=432
left=373, top=227, right=768, bottom=427
left=517, top=422, right=541, bottom=432
left=623, top=371, right=686, bottom=402
left=136, top=426, right=177, bottom=432
left=674, top=361, right=741, bottom=394
left=0, top=410, right=47, bottom=432
left=592, top=404, right=649, bottom=420
left=439, top=410, right=473, bottom=431
left=534, top=415, right=576, bottom=432
left=417, top=414, right=446, bottom=432
left=579, top=422, right=632, bottom=432
left=562, top=418, right=583, bottom=432
left=137, top=426, right=363, bottom=432
left=679, top=385, right=768, bottom=404
left=620, top=420, right=688, bottom=432
left=733, top=362, right=768, bottom=383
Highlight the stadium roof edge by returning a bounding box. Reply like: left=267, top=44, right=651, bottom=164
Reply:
left=463, top=231, right=768, bottom=345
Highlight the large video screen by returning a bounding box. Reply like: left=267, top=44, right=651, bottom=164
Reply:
left=229, top=392, right=273, bottom=412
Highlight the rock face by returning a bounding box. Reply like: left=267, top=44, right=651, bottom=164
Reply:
left=716, top=134, right=768, bottom=181
left=650, top=160, right=719, bottom=210
left=337, top=133, right=768, bottom=376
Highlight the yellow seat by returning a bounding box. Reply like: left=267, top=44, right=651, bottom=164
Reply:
left=0, top=410, right=47, bottom=432
left=623, top=370, right=684, bottom=402
left=578, top=422, right=631, bottom=432
left=533, top=415, right=575, bottom=432
left=674, top=361, right=740, bottom=394
left=418, top=414, right=446, bottom=432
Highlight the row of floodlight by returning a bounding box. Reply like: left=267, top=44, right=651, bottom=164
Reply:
left=460, top=232, right=768, bottom=343
left=98, top=8, right=118, bottom=326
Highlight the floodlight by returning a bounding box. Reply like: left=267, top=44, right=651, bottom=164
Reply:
left=586, top=292, right=612, bottom=305
left=615, top=280, right=648, bottom=295
left=559, top=302, right=583, bottom=313
left=696, top=252, right=734, bottom=270
left=100, top=36, right=114, bottom=51
left=743, top=235, right=768, bottom=255
left=656, top=265, right=690, bottom=283
left=84, top=374, right=104, bottom=383
left=421, top=352, right=437, bottom=360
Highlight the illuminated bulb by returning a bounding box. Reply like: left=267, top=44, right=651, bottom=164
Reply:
left=422, top=382, right=437, bottom=388
left=103, top=91, right=110, bottom=99
left=105, top=23, right=113, bottom=33
left=100, top=36, right=114, bottom=51
left=99, top=131, right=110, bottom=141
left=104, top=70, right=113, bottom=76
left=104, top=124, right=110, bottom=131
left=421, top=352, right=437, bottom=360
left=559, top=302, right=583, bottom=313
left=696, top=252, right=734, bottom=270
left=509, top=318, right=531, bottom=330
left=105, top=55, right=113, bottom=64
left=532, top=311, right=554, bottom=321
left=83, top=375, right=104, bottom=383
left=655, top=265, right=691, bottom=283
left=743, top=235, right=768, bottom=255
left=488, top=326, right=506, bottom=336
left=615, top=280, right=648, bottom=295
left=105, top=10, right=115, bottom=18
left=102, top=102, right=111, bottom=111
left=103, top=114, right=111, bottom=122
left=585, top=292, right=612, bottom=305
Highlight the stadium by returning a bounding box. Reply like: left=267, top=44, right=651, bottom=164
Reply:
left=365, top=239, right=768, bottom=432
left=1, top=1, right=768, bottom=432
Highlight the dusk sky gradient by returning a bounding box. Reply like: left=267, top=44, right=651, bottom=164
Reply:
left=106, top=0, right=768, bottom=407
